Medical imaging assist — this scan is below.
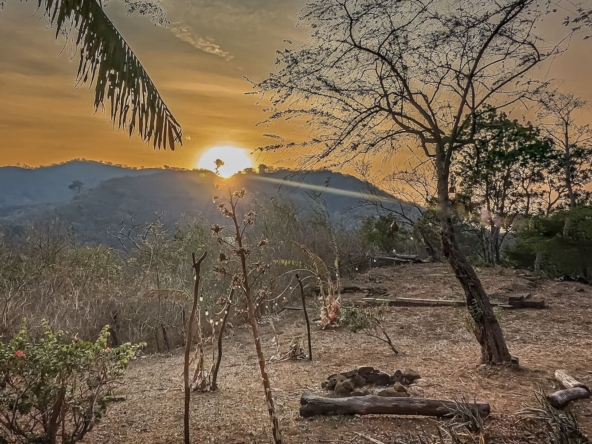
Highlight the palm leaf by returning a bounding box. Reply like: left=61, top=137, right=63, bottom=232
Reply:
left=11, top=0, right=182, bottom=149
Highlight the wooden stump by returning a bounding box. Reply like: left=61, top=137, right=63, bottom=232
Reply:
left=299, top=393, right=490, bottom=418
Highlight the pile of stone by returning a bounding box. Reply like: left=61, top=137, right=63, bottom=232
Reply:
left=321, top=366, right=421, bottom=398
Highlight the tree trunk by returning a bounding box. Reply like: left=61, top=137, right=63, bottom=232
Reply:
left=436, top=159, right=512, bottom=364
left=210, top=288, right=234, bottom=391
left=296, top=274, right=313, bottom=360
left=564, top=122, right=576, bottom=208
left=184, top=252, right=207, bottom=444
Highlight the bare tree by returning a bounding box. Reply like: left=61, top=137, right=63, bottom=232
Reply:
left=537, top=91, right=592, bottom=210
left=253, top=0, right=583, bottom=364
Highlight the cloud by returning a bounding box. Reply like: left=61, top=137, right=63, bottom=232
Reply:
left=170, top=22, right=233, bottom=60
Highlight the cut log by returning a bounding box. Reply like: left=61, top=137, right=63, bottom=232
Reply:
left=360, top=297, right=545, bottom=309
left=360, top=297, right=466, bottom=308
left=374, top=255, right=424, bottom=265
left=547, top=387, right=591, bottom=409
left=555, top=370, right=589, bottom=390
left=299, top=393, right=490, bottom=418
left=507, top=296, right=545, bottom=309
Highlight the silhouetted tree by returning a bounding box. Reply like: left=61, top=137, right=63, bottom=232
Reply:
left=537, top=91, right=592, bottom=210
left=68, top=180, right=84, bottom=195
left=254, top=0, right=585, bottom=363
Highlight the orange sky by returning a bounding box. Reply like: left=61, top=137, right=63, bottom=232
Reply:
left=1, top=0, right=592, bottom=171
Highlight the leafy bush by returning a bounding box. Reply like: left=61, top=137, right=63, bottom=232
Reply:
left=360, top=214, right=413, bottom=254
left=506, top=206, right=592, bottom=283
left=0, top=322, right=143, bottom=444
left=341, top=304, right=398, bottom=354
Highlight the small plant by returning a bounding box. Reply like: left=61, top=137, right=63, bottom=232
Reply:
left=519, top=390, right=591, bottom=444
left=212, top=187, right=283, bottom=444
left=341, top=304, right=398, bottom=354
left=0, top=321, right=142, bottom=444
left=444, top=396, right=487, bottom=435
left=293, top=242, right=341, bottom=329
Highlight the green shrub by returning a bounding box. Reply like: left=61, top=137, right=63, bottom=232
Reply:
left=505, top=207, right=592, bottom=282
left=0, top=321, right=143, bottom=444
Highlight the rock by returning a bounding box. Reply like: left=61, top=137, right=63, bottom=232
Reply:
left=366, top=371, right=391, bottom=386
left=377, top=387, right=410, bottom=398
left=341, top=369, right=358, bottom=378
left=391, top=369, right=403, bottom=384
left=393, top=382, right=407, bottom=393
left=407, top=386, right=424, bottom=397
left=351, top=389, right=371, bottom=397
left=358, top=366, right=375, bottom=376
left=334, top=380, right=354, bottom=396
left=324, top=376, right=339, bottom=390
left=402, top=369, right=421, bottom=383
left=351, top=374, right=367, bottom=388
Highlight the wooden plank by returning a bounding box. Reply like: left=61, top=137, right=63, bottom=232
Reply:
left=555, top=370, right=589, bottom=390
left=360, top=297, right=545, bottom=309
left=299, top=393, right=490, bottom=418
left=361, top=297, right=466, bottom=307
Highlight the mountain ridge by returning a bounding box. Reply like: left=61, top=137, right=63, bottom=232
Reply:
left=0, top=161, right=417, bottom=245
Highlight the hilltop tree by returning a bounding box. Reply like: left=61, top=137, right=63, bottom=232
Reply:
left=254, top=0, right=588, bottom=364
left=68, top=180, right=84, bottom=194
left=0, top=0, right=181, bottom=149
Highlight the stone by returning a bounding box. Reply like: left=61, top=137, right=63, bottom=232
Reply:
left=334, top=380, right=354, bottom=396
left=407, top=386, right=424, bottom=397
left=358, top=366, right=375, bottom=376
left=341, top=369, right=358, bottom=378
left=366, top=371, right=391, bottom=386
left=402, top=369, right=421, bottom=383
left=324, top=376, right=338, bottom=390
left=377, top=388, right=410, bottom=398
left=391, top=369, right=403, bottom=384
left=351, top=374, right=367, bottom=388
left=393, top=382, right=407, bottom=393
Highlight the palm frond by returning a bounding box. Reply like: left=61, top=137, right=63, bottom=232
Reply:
left=37, top=0, right=182, bottom=149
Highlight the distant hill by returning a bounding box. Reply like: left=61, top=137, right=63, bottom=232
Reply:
left=0, top=160, right=158, bottom=210
left=0, top=161, right=417, bottom=245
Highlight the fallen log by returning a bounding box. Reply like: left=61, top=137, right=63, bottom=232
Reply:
left=374, top=255, right=424, bottom=265
left=546, top=370, right=591, bottom=409
left=547, top=388, right=591, bottom=409
left=507, top=296, right=545, bottom=309
left=299, top=393, right=490, bottom=418
left=361, top=297, right=466, bottom=308
left=555, top=369, right=589, bottom=390
left=360, top=297, right=545, bottom=309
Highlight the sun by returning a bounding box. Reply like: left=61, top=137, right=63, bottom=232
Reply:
left=197, top=146, right=253, bottom=178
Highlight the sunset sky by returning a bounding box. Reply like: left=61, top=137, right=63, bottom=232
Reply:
left=1, top=0, right=592, bottom=172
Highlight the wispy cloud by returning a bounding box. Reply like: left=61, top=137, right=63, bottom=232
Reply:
left=170, top=22, right=233, bottom=60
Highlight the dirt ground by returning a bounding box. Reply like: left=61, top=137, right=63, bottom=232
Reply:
left=85, top=263, right=592, bottom=444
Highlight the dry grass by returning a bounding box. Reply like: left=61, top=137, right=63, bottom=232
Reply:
left=83, top=264, right=592, bottom=443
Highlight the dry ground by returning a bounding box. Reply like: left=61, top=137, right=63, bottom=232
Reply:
left=85, top=263, right=592, bottom=444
